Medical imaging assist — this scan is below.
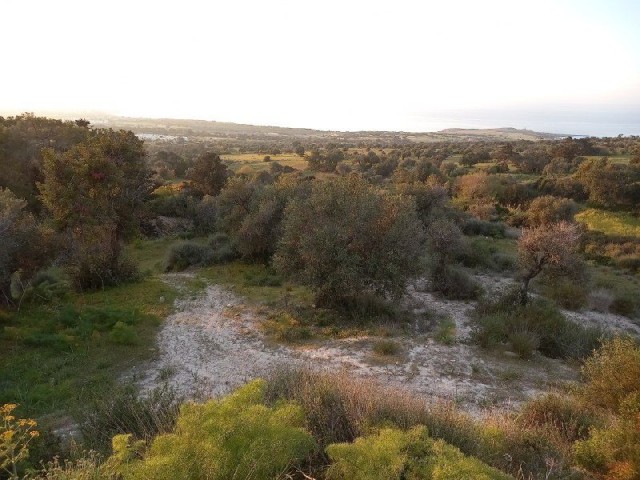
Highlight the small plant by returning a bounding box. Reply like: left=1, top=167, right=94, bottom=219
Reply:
left=372, top=339, right=401, bottom=356
left=610, top=294, right=637, bottom=317
left=508, top=330, right=540, bottom=359
left=434, top=317, right=457, bottom=345
left=1, top=404, right=39, bottom=479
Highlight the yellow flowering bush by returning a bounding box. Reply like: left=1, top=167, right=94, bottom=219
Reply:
left=1, top=403, right=39, bottom=479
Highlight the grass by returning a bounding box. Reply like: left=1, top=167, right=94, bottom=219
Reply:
left=221, top=152, right=308, bottom=172
left=197, top=261, right=313, bottom=306
left=0, top=277, right=177, bottom=420
left=576, top=208, right=640, bottom=237
left=434, top=317, right=457, bottom=345
left=372, top=339, right=402, bottom=356
left=128, top=236, right=190, bottom=273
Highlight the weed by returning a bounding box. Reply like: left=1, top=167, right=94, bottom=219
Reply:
left=372, top=339, right=401, bottom=356
left=434, top=317, right=456, bottom=345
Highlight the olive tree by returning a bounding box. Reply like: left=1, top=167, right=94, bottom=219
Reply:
left=274, top=175, right=424, bottom=307
left=518, top=221, right=581, bottom=304
left=39, top=130, right=151, bottom=288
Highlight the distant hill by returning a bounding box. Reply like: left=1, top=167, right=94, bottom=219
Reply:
left=3, top=111, right=568, bottom=143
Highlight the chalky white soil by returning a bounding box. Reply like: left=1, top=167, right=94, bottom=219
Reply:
left=135, top=271, right=638, bottom=414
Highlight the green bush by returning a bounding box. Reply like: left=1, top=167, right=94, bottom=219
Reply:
left=80, top=384, right=182, bottom=453
left=112, top=380, right=316, bottom=480
left=108, top=321, right=138, bottom=345
left=431, top=266, right=482, bottom=300
left=326, top=426, right=512, bottom=480
left=473, top=293, right=603, bottom=359
left=508, top=330, right=539, bottom=359
left=461, top=218, right=506, bottom=238
left=434, top=318, right=456, bottom=345
left=610, top=294, right=638, bottom=317
left=580, top=337, right=640, bottom=413
left=15, top=269, right=70, bottom=305
left=165, top=242, right=209, bottom=271
left=540, top=278, right=588, bottom=310
left=372, top=339, right=401, bottom=356
left=274, top=175, right=424, bottom=307
left=518, top=393, right=600, bottom=444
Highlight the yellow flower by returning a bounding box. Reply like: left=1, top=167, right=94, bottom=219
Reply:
left=5, top=415, right=15, bottom=422
left=1, top=403, right=17, bottom=415
left=29, top=430, right=40, bottom=438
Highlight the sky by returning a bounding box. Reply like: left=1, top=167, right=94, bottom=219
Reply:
left=2, top=0, right=639, bottom=134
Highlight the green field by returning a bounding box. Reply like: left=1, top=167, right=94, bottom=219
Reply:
left=221, top=152, right=308, bottom=172
left=576, top=208, right=640, bottom=237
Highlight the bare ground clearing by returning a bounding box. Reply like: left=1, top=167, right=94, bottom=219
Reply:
left=131, top=271, right=640, bottom=415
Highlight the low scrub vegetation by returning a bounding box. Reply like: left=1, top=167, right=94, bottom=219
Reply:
left=472, top=288, right=603, bottom=359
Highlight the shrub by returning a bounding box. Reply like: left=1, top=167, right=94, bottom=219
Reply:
left=430, top=266, right=482, bottom=300
left=461, top=218, right=506, bottom=238
left=165, top=242, right=209, bottom=271
left=580, top=337, right=640, bottom=413
left=193, top=195, right=218, bottom=234
left=108, top=321, right=138, bottom=345
left=588, top=288, right=614, bottom=313
left=207, top=233, right=237, bottom=264
left=263, top=368, right=575, bottom=479
left=473, top=294, right=603, bottom=359
left=518, top=394, right=600, bottom=444
left=526, top=195, right=578, bottom=226
left=573, top=393, right=640, bottom=479
left=148, top=192, right=197, bottom=218
left=325, top=426, right=512, bottom=480
left=458, top=238, right=516, bottom=272
left=540, top=277, right=588, bottom=310
left=610, top=294, right=638, bottom=317
left=79, top=384, right=182, bottom=453
left=275, top=175, right=424, bottom=307
left=112, top=380, right=316, bottom=480
left=434, top=318, right=456, bottom=345
left=508, top=330, right=540, bottom=359
left=372, top=339, right=401, bottom=356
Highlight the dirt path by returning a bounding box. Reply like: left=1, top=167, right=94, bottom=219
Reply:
left=137, top=273, right=583, bottom=414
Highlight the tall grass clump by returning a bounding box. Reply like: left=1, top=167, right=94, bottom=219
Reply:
left=79, top=384, right=182, bottom=453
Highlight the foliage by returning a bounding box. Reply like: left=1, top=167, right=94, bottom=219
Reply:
left=580, top=337, right=640, bottom=413
left=274, top=175, right=424, bottom=306
left=0, top=188, right=57, bottom=305
left=461, top=218, right=506, bottom=238
left=517, top=221, right=582, bottom=304
left=79, top=385, right=181, bottom=453
left=165, top=237, right=236, bottom=271
left=573, top=338, right=640, bottom=479
left=0, top=114, right=90, bottom=209
left=39, top=130, right=151, bottom=291
left=165, top=242, right=210, bottom=271
left=576, top=208, right=640, bottom=238
left=372, top=339, right=402, bottom=356
left=430, top=266, right=482, bottom=300
left=526, top=195, right=578, bottom=226
left=434, top=317, right=456, bottom=345
left=40, top=129, right=151, bottom=236
left=517, top=393, right=600, bottom=444
left=325, top=426, right=512, bottom=480
left=0, top=277, right=175, bottom=417
left=1, top=404, right=39, bottom=479
left=112, top=380, right=316, bottom=480
left=473, top=292, right=603, bottom=359
left=186, top=152, right=229, bottom=197
left=539, top=277, right=588, bottom=310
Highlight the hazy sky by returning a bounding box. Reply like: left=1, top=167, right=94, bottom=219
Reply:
left=2, top=0, right=639, bottom=132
